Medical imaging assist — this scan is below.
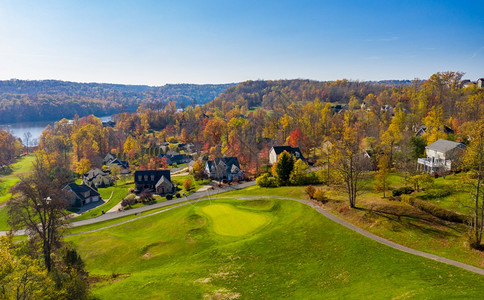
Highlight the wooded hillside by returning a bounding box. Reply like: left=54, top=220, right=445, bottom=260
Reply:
left=0, top=80, right=235, bottom=123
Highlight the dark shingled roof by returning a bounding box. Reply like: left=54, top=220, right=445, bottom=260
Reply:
left=134, top=170, right=172, bottom=185
left=66, top=183, right=100, bottom=200
left=271, top=146, right=305, bottom=161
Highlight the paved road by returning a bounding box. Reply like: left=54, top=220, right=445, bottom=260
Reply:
left=0, top=181, right=256, bottom=235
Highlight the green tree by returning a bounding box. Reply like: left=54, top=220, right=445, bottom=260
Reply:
left=290, top=159, right=309, bottom=185
left=407, top=173, right=434, bottom=192
left=0, top=236, right=58, bottom=299
left=272, top=151, right=294, bottom=186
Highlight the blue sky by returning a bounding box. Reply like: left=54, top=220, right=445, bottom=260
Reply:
left=0, top=0, right=482, bottom=85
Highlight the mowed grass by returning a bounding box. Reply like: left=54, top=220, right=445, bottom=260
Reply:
left=71, top=182, right=132, bottom=222
left=0, top=154, right=35, bottom=229
left=68, top=198, right=484, bottom=299
left=201, top=203, right=270, bottom=236
left=0, top=154, right=35, bottom=204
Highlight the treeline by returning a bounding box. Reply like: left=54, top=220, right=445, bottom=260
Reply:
left=0, top=80, right=235, bottom=123
left=207, top=79, right=392, bottom=110
left=36, top=72, right=484, bottom=178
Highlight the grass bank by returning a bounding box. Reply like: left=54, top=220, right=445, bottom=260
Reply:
left=68, top=198, right=484, bottom=299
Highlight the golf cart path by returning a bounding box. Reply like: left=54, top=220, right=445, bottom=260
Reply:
left=71, top=195, right=484, bottom=276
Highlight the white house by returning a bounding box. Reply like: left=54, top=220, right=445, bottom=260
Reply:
left=269, top=146, right=305, bottom=165
left=417, top=139, right=466, bottom=174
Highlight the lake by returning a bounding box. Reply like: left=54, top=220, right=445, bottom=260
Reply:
left=0, top=115, right=112, bottom=146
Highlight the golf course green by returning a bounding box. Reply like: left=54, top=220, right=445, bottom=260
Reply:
left=67, top=198, right=484, bottom=299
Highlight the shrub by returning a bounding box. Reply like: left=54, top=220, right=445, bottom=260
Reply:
left=166, top=194, right=173, bottom=200
left=392, top=186, right=415, bottom=197
left=175, top=193, right=181, bottom=198
left=139, top=190, right=154, bottom=203
left=305, top=185, right=316, bottom=199
left=256, top=173, right=279, bottom=188
left=194, top=169, right=208, bottom=181
left=313, top=188, right=328, bottom=203
left=417, top=188, right=452, bottom=200
left=183, top=178, right=193, bottom=191
left=121, top=194, right=137, bottom=208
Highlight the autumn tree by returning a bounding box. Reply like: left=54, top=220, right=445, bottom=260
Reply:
left=374, top=154, right=391, bottom=198
left=332, top=112, right=366, bottom=208
left=461, top=119, right=484, bottom=248
left=76, top=158, right=91, bottom=177
left=7, top=156, right=70, bottom=272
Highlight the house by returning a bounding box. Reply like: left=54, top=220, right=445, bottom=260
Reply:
left=460, top=79, right=474, bottom=88
left=83, top=168, right=113, bottom=188
left=269, top=146, right=305, bottom=165
left=205, top=157, right=243, bottom=181
left=159, top=152, right=193, bottom=166
left=134, top=170, right=175, bottom=194
left=63, top=183, right=101, bottom=207
left=415, top=124, right=454, bottom=137
left=478, top=78, right=484, bottom=89
left=103, top=153, right=130, bottom=173
left=417, top=139, right=466, bottom=174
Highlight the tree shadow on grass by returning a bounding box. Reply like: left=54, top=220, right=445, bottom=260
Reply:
left=353, top=204, right=461, bottom=239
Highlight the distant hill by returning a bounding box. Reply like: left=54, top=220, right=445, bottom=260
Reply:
left=207, top=79, right=397, bottom=110
left=0, top=80, right=235, bottom=123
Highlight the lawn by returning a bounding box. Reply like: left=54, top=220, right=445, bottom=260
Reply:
left=71, top=181, right=133, bottom=222
left=171, top=174, right=210, bottom=194
left=68, top=198, right=484, bottom=299
left=219, top=184, right=306, bottom=199
left=0, top=154, right=35, bottom=204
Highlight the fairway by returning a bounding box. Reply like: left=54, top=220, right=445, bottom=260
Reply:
left=67, top=199, right=484, bottom=299
left=201, top=203, right=270, bottom=236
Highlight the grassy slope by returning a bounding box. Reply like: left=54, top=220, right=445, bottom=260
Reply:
left=0, top=154, right=35, bottom=204
left=0, top=155, right=35, bottom=230
left=213, top=183, right=484, bottom=268
left=68, top=199, right=484, bottom=299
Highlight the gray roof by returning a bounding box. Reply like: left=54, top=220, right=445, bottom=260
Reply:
left=426, top=139, right=466, bottom=153
left=65, top=183, right=100, bottom=201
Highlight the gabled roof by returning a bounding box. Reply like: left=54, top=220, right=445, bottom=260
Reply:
left=84, top=168, right=110, bottom=181
left=206, top=157, right=241, bottom=174
left=65, top=183, right=100, bottom=200
left=155, top=175, right=172, bottom=188
left=271, top=146, right=300, bottom=155
left=271, top=146, right=305, bottom=160
left=103, top=153, right=116, bottom=165
left=108, top=158, right=129, bottom=169
left=426, top=139, right=466, bottom=153
left=134, top=170, right=172, bottom=185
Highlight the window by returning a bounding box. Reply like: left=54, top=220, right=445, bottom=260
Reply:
left=151, top=175, right=155, bottom=181
left=138, top=175, right=142, bottom=181
left=144, top=175, right=148, bottom=181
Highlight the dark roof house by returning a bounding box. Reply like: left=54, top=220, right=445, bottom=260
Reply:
left=134, top=170, right=174, bottom=194
left=269, top=146, right=305, bottom=164
left=205, top=157, right=243, bottom=181
left=63, top=183, right=101, bottom=207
